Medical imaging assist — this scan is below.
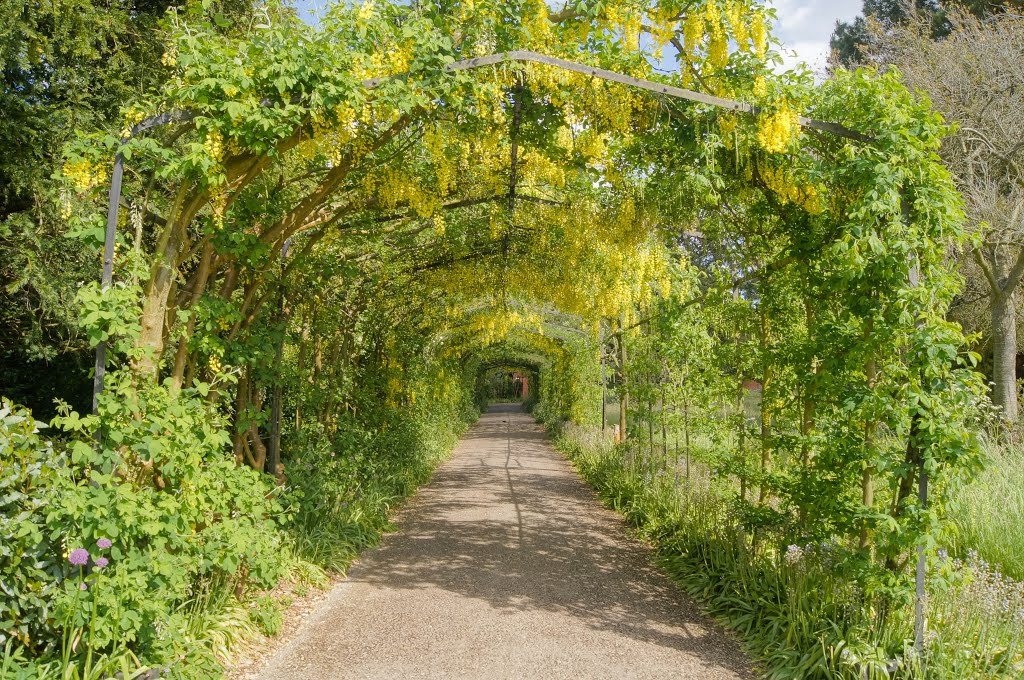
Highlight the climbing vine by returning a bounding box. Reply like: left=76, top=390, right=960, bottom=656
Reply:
left=3, top=0, right=993, bottom=676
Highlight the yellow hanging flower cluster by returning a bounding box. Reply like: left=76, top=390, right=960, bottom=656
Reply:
left=753, top=75, right=767, bottom=98
left=521, top=150, right=566, bottom=189
left=648, top=6, right=678, bottom=57
left=622, top=10, right=642, bottom=52
left=756, top=103, right=800, bottom=154
left=121, top=107, right=146, bottom=139
left=357, top=0, right=375, bottom=21
left=575, top=131, right=608, bottom=165
left=63, top=158, right=106, bottom=193
left=204, top=130, right=225, bottom=164
left=387, top=43, right=414, bottom=75
left=724, top=1, right=748, bottom=45
left=555, top=126, right=574, bottom=153
left=456, top=0, right=476, bottom=22
left=365, top=167, right=440, bottom=217
left=704, top=2, right=729, bottom=70
left=751, top=11, right=768, bottom=60
left=682, top=10, right=704, bottom=61
left=718, top=113, right=739, bottom=149
left=758, top=161, right=825, bottom=214
left=423, top=125, right=456, bottom=196
left=522, top=0, right=552, bottom=46
left=210, top=185, right=227, bottom=230
left=311, top=105, right=358, bottom=166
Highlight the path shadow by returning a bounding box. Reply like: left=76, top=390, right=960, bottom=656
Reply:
left=344, top=406, right=755, bottom=678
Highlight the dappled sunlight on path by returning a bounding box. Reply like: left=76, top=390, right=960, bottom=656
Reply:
left=256, top=405, right=754, bottom=679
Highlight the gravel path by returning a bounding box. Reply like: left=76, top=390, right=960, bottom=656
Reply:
left=256, top=404, right=756, bottom=679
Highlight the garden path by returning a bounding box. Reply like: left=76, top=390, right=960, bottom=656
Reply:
left=255, top=404, right=755, bottom=679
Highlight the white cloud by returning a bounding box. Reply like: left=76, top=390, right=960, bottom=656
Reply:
left=768, top=0, right=863, bottom=74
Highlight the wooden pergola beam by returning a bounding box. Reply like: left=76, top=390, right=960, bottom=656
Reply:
left=364, top=50, right=871, bottom=143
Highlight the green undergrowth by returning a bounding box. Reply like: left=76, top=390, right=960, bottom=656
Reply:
left=553, top=422, right=1024, bottom=680
left=285, top=397, right=476, bottom=574
left=0, top=383, right=476, bottom=679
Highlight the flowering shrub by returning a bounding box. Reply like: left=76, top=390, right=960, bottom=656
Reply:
left=1, top=375, right=286, bottom=670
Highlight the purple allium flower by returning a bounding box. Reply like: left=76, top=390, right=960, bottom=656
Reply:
left=79, top=582, right=88, bottom=591
left=68, top=548, right=89, bottom=566
left=94, top=557, right=109, bottom=569
left=96, top=538, right=112, bottom=550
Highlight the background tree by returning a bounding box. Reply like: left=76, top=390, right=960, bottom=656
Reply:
left=870, top=10, right=1024, bottom=424
left=0, top=0, right=254, bottom=416
left=829, top=0, right=1024, bottom=68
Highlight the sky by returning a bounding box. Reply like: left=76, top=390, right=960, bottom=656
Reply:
left=769, top=0, right=864, bottom=73
left=294, top=1, right=867, bottom=74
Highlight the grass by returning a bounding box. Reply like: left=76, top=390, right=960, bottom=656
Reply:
left=945, top=440, right=1024, bottom=581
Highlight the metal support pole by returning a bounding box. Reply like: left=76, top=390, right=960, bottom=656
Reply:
left=915, top=465, right=928, bottom=655
left=92, top=149, right=126, bottom=413
left=904, top=194, right=928, bottom=659
left=267, top=239, right=290, bottom=481
left=601, top=357, right=607, bottom=431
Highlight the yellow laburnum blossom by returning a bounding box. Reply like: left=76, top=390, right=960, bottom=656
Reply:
left=702, top=2, right=729, bottom=70
left=357, top=0, right=375, bottom=21
left=210, top=185, right=227, bottom=230
left=758, top=161, right=825, bottom=214
left=63, top=159, right=106, bottom=193
left=523, top=0, right=552, bottom=45
left=623, top=11, right=641, bottom=52
left=648, top=6, right=678, bottom=57
left=708, top=33, right=729, bottom=70
left=121, top=107, right=146, bottom=138
left=756, top=103, right=800, bottom=154
left=751, top=12, right=768, bottom=60
left=718, top=113, right=739, bottom=149
left=725, top=1, right=748, bottom=46
left=204, top=129, right=224, bottom=163
left=682, top=11, right=704, bottom=61
left=753, top=75, right=767, bottom=98
left=555, top=126, right=574, bottom=152
left=704, top=1, right=721, bottom=31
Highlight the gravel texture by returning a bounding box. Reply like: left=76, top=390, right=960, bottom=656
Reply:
left=256, top=404, right=756, bottom=679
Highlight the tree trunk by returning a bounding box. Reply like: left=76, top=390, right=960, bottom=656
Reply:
left=992, top=290, right=1018, bottom=424
left=171, top=240, right=214, bottom=389
left=136, top=191, right=205, bottom=377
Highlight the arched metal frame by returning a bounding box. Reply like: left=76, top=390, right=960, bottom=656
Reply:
left=91, top=47, right=928, bottom=651
left=94, top=49, right=868, bottom=409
